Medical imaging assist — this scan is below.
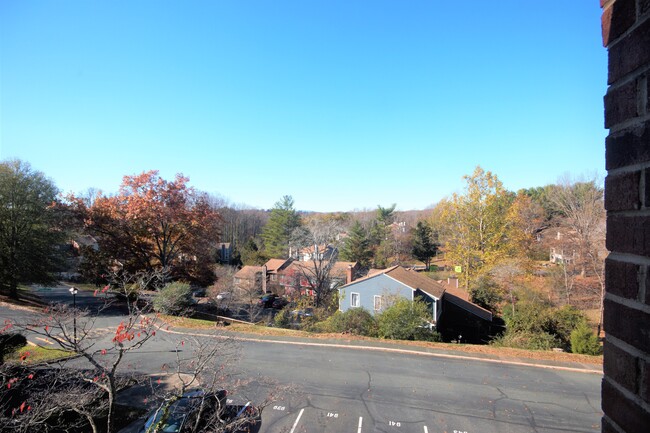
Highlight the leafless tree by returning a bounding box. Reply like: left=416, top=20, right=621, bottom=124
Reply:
left=489, top=259, right=524, bottom=316
left=5, top=270, right=166, bottom=433
left=2, top=269, right=286, bottom=433
left=547, top=176, right=605, bottom=276
left=547, top=175, right=606, bottom=331
left=140, top=336, right=285, bottom=433
left=233, top=276, right=265, bottom=323
left=208, top=265, right=238, bottom=312
left=207, top=195, right=268, bottom=257
left=289, top=219, right=346, bottom=308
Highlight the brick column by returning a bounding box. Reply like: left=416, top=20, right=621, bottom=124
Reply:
left=601, top=0, right=650, bottom=432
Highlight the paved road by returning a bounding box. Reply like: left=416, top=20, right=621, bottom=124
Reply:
left=1, top=289, right=602, bottom=433
left=234, top=340, right=601, bottom=433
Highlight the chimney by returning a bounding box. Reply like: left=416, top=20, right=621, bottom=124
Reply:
left=346, top=265, right=354, bottom=284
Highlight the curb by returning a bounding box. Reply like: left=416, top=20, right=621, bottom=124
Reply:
left=158, top=325, right=603, bottom=375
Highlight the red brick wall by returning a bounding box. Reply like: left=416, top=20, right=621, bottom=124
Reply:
left=601, top=0, right=650, bottom=431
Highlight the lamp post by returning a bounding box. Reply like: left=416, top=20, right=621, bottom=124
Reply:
left=69, top=287, right=78, bottom=344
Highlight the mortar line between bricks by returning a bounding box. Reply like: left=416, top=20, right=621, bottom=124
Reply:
left=605, top=62, right=650, bottom=90
left=607, top=113, right=650, bottom=135
left=604, top=375, right=650, bottom=415
left=606, top=14, right=650, bottom=61
left=605, top=292, right=650, bottom=314
left=608, top=251, right=650, bottom=266
left=607, top=334, right=650, bottom=363
left=602, top=414, right=626, bottom=433
left=606, top=207, right=650, bottom=216
left=156, top=326, right=603, bottom=375
left=607, top=160, right=650, bottom=177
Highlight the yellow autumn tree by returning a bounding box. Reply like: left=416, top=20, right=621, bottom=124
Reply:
left=505, top=192, right=547, bottom=261
left=442, top=166, right=512, bottom=289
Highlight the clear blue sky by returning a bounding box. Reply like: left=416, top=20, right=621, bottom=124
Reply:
left=1, top=1, right=607, bottom=212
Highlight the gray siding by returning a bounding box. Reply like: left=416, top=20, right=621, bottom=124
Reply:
left=338, top=274, right=413, bottom=314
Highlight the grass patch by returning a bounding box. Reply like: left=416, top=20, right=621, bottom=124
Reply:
left=158, top=315, right=603, bottom=366
left=159, top=314, right=313, bottom=337
left=5, top=344, right=74, bottom=365
left=160, top=315, right=222, bottom=329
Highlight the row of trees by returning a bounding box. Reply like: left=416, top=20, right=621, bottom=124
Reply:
left=0, top=160, right=225, bottom=299
left=432, top=166, right=606, bottom=344
left=0, top=157, right=605, bottom=351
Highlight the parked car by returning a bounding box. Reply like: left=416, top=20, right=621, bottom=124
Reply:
left=256, top=293, right=276, bottom=308
left=138, top=389, right=227, bottom=433
left=138, top=388, right=260, bottom=433
left=290, top=307, right=314, bottom=318
left=271, top=297, right=289, bottom=309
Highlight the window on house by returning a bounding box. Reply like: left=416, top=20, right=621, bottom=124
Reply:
left=351, top=292, right=360, bottom=308
left=373, top=295, right=382, bottom=312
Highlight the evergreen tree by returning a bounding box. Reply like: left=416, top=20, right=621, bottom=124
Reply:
left=261, top=195, right=302, bottom=258
left=340, top=221, right=372, bottom=268
left=367, top=204, right=397, bottom=268
left=411, top=221, right=438, bottom=269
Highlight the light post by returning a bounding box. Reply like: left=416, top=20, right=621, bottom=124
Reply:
left=69, top=287, right=78, bottom=344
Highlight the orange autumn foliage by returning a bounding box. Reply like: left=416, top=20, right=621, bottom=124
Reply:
left=70, top=171, right=222, bottom=285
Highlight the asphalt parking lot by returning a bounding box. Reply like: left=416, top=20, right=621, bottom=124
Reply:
left=258, top=397, right=474, bottom=433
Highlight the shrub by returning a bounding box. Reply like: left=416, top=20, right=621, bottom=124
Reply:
left=0, top=333, right=27, bottom=363
left=153, top=282, right=194, bottom=315
left=469, top=275, right=503, bottom=314
left=334, top=308, right=377, bottom=336
left=273, top=309, right=292, bottom=329
left=570, top=322, right=602, bottom=355
left=377, top=298, right=432, bottom=341
left=413, top=326, right=442, bottom=342
left=551, top=305, right=587, bottom=351
left=491, top=331, right=560, bottom=351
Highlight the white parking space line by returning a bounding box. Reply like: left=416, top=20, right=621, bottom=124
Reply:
left=424, top=427, right=428, bottom=433
left=357, top=416, right=363, bottom=433
left=289, top=408, right=304, bottom=433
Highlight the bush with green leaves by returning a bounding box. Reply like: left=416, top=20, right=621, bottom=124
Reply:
left=495, top=297, right=594, bottom=351
left=0, top=333, right=27, bottom=363
left=376, top=298, right=434, bottom=341
left=550, top=305, right=587, bottom=350
left=152, top=281, right=194, bottom=315
left=570, top=322, right=602, bottom=355
left=491, top=331, right=561, bottom=351
left=469, top=275, right=504, bottom=314
left=273, top=309, right=292, bottom=328
left=335, top=308, right=377, bottom=336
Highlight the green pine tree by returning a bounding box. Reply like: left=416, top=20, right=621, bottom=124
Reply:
left=261, top=195, right=302, bottom=258
left=340, top=221, right=372, bottom=268
left=411, top=221, right=438, bottom=270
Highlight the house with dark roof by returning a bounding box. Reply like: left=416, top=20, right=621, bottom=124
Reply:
left=338, top=265, right=494, bottom=343
left=233, top=265, right=267, bottom=292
